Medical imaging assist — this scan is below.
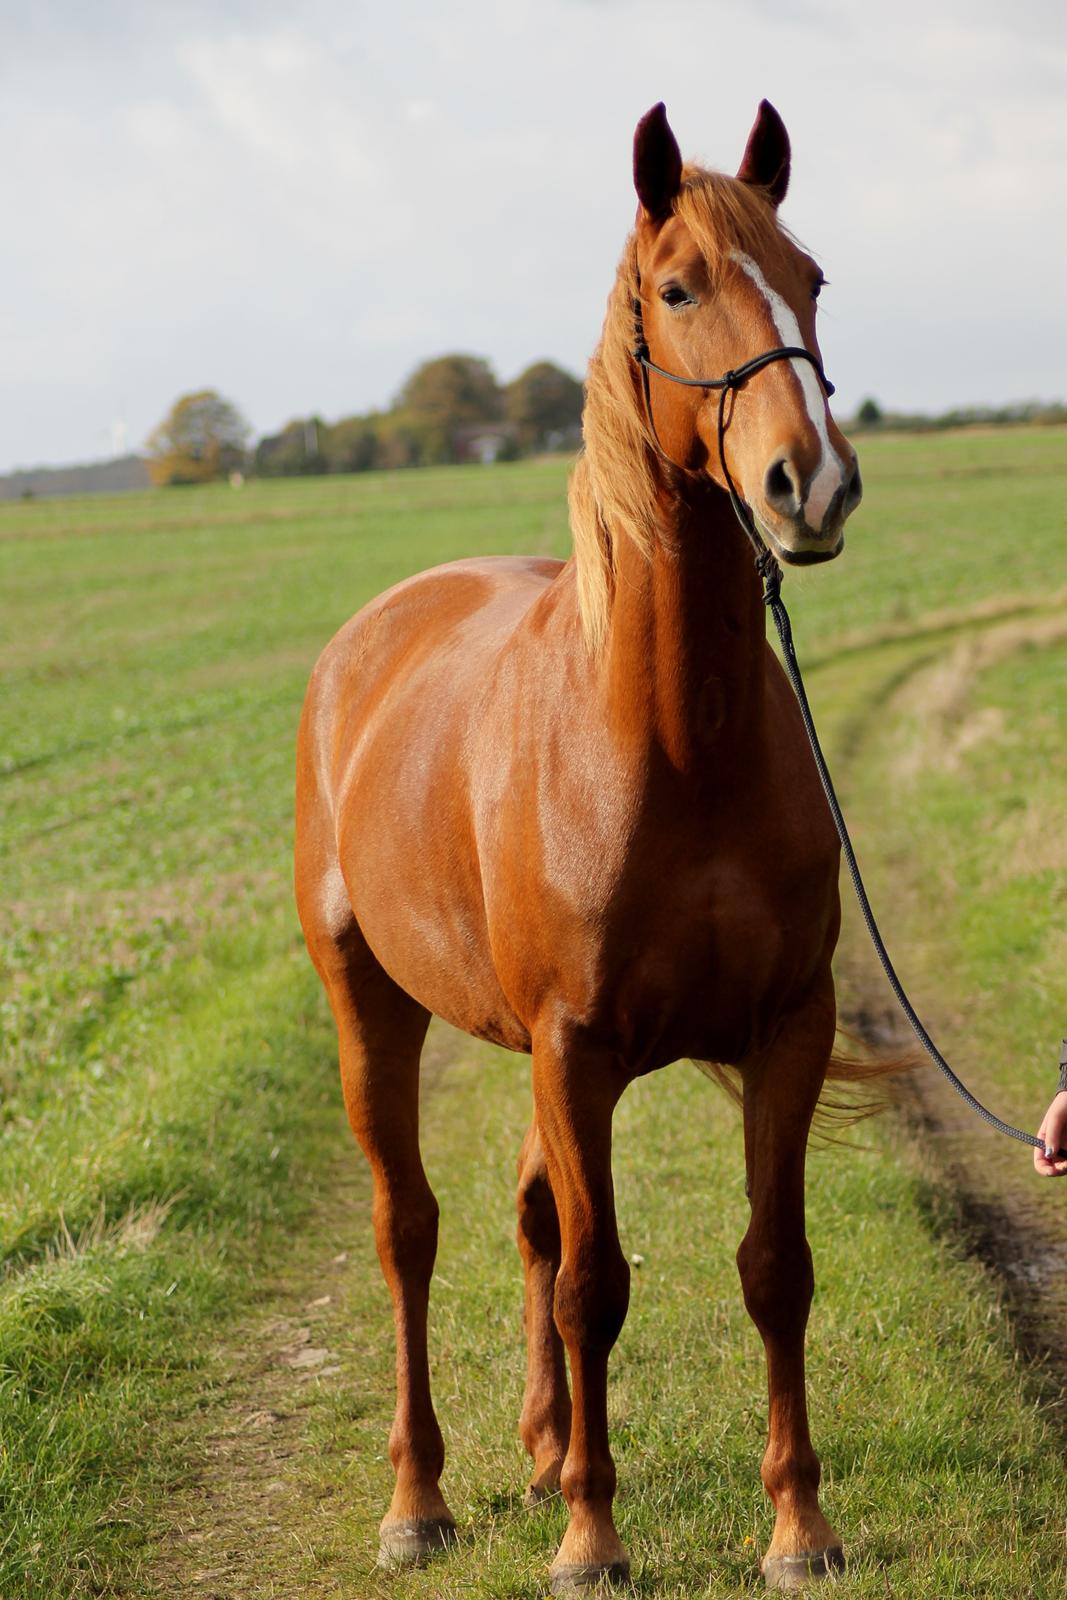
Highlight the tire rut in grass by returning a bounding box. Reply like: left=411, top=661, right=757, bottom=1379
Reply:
left=845, top=989, right=1067, bottom=1438
left=831, top=604, right=1067, bottom=1439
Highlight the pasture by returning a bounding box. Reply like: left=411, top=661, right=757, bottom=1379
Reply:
left=2, top=429, right=1066, bottom=1596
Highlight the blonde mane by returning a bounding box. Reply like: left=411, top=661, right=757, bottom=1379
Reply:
left=568, top=166, right=797, bottom=652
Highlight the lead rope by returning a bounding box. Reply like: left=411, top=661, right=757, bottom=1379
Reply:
left=631, top=295, right=1065, bottom=1160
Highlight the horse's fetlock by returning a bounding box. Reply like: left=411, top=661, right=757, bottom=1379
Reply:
left=521, top=1392, right=570, bottom=1450
left=761, top=1443, right=821, bottom=1505
left=389, top=1418, right=445, bottom=1482
left=561, top=1453, right=617, bottom=1510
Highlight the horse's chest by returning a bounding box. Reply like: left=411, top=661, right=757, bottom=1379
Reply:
left=581, top=821, right=839, bottom=1067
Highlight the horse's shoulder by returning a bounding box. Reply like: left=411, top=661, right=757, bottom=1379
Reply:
left=301, top=555, right=571, bottom=751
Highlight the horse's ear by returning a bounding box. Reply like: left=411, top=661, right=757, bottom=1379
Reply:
left=737, top=99, right=790, bottom=207
left=633, top=102, right=683, bottom=221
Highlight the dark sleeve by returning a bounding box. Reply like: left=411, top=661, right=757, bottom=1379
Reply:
left=1059, top=1038, right=1067, bottom=1095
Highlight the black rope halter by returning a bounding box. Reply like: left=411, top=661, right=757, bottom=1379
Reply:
left=629, top=290, right=1066, bottom=1163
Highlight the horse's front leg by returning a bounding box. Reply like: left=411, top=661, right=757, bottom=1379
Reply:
left=737, top=982, right=843, bottom=1591
left=533, top=1031, right=630, bottom=1595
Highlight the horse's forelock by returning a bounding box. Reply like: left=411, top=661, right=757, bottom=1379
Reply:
left=673, top=166, right=797, bottom=286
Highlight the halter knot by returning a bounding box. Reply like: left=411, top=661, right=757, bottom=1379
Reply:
left=754, top=549, right=782, bottom=605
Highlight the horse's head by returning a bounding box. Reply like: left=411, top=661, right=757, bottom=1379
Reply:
left=631, top=102, right=861, bottom=564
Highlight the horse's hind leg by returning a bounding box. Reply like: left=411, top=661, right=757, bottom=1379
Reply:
left=300, top=891, right=454, bottom=1568
left=516, top=1117, right=572, bottom=1505
left=737, top=983, right=843, bottom=1591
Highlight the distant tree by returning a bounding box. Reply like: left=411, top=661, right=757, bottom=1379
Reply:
left=395, top=354, right=503, bottom=462
left=373, top=410, right=427, bottom=471
left=856, top=397, right=883, bottom=427
left=505, top=361, right=584, bottom=452
left=146, top=390, right=250, bottom=486
left=255, top=417, right=327, bottom=477
left=322, top=415, right=380, bottom=474
left=255, top=422, right=304, bottom=477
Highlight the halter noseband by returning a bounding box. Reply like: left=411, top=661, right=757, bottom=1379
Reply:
left=630, top=291, right=836, bottom=601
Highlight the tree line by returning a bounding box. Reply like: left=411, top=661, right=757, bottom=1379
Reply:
left=851, top=396, right=1067, bottom=432
left=146, top=355, right=584, bottom=487
left=145, top=366, right=1067, bottom=490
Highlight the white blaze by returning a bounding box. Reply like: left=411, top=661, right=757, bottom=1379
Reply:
left=730, top=251, right=843, bottom=532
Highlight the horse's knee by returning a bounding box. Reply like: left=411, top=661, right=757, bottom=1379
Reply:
left=554, top=1249, right=630, bottom=1353
left=374, top=1183, right=439, bottom=1283
left=736, top=1232, right=813, bottom=1338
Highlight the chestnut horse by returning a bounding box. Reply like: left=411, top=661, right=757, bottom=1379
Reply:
left=295, top=101, right=864, bottom=1592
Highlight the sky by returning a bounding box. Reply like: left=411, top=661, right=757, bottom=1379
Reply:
left=1, top=0, right=1065, bottom=473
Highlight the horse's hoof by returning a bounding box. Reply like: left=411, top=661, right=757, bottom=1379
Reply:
left=549, top=1559, right=631, bottom=1594
left=377, top=1516, right=457, bottom=1569
left=523, top=1463, right=563, bottom=1508
left=762, top=1546, right=844, bottom=1590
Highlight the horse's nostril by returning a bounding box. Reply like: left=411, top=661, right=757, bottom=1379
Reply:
left=846, top=456, right=863, bottom=511
left=764, top=456, right=802, bottom=516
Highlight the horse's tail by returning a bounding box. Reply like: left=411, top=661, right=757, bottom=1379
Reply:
left=694, top=1030, right=916, bottom=1144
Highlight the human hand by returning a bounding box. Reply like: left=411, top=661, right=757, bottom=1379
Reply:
left=1034, top=1090, right=1067, bottom=1176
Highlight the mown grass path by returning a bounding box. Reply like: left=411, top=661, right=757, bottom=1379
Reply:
left=2, top=435, right=1066, bottom=1596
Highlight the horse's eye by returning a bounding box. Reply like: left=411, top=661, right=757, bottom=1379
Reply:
left=660, top=285, right=692, bottom=309
left=811, top=276, right=828, bottom=302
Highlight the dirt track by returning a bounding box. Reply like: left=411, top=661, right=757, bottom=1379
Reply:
left=148, top=1150, right=373, bottom=1599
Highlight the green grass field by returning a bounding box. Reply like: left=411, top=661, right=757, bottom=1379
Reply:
left=2, top=432, right=1066, bottom=1597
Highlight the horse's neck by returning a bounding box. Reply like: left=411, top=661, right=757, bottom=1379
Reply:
left=601, top=482, right=767, bottom=769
